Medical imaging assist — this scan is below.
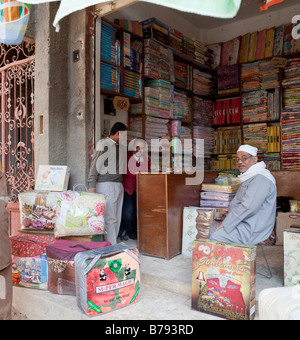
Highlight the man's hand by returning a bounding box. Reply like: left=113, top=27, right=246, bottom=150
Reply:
left=88, top=188, right=96, bottom=193
left=213, top=222, right=224, bottom=233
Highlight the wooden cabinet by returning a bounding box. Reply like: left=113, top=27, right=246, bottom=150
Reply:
left=137, top=173, right=201, bottom=260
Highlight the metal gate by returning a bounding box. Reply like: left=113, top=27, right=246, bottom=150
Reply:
left=0, top=40, right=35, bottom=202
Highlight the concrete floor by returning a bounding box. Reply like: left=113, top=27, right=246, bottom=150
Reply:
left=12, top=243, right=284, bottom=320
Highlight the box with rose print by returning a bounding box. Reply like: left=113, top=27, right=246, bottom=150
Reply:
left=75, top=243, right=141, bottom=316
left=54, top=191, right=106, bottom=238
left=192, top=239, right=256, bottom=320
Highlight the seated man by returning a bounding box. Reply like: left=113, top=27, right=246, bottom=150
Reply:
left=209, top=145, right=277, bottom=246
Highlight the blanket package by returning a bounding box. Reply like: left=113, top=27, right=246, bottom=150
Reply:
left=10, top=234, right=56, bottom=290
left=75, top=243, right=141, bottom=316
left=46, top=240, right=111, bottom=296
left=192, top=239, right=257, bottom=320
left=19, top=191, right=59, bottom=231
left=54, top=191, right=106, bottom=238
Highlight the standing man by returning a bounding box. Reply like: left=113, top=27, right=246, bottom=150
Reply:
left=120, top=139, right=151, bottom=241
left=0, top=172, right=12, bottom=320
left=209, top=144, right=277, bottom=246
left=88, top=122, right=127, bottom=245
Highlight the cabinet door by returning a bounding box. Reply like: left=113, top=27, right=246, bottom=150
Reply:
left=137, top=174, right=167, bottom=258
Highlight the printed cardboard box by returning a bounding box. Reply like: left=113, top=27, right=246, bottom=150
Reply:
left=35, top=165, right=70, bottom=192
left=192, top=239, right=256, bottom=320
left=75, top=243, right=140, bottom=316
left=10, top=234, right=56, bottom=290
left=284, top=229, right=300, bottom=287
left=19, top=191, right=59, bottom=232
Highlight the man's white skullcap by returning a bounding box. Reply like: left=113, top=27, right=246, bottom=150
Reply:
left=237, top=144, right=258, bottom=156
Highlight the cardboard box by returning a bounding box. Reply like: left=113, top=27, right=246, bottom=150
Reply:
left=192, top=239, right=256, bottom=320
left=35, top=165, right=70, bottom=192
left=75, top=243, right=141, bottom=316
left=276, top=212, right=300, bottom=245
left=284, top=229, right=300, bottom=287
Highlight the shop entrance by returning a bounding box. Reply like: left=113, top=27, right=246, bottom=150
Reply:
left=0, top=40, right=35, bottom=202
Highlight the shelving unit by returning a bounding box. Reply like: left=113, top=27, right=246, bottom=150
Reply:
left=96, top=16, right=300, bottom=173
left=97, top=16, right=216, bottom=172
left=211, top=58, right=283, bottom=171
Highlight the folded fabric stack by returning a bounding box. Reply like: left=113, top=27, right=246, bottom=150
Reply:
left=194, top=39, right=206, bottom=65
left=183, top=36, right=195, bottom=58
left=101, top=21, right=120, bottom=65
left=193, top=97, right=214, bottom=161
left=173, top=90, right=191, bottom=122
left=241, top=61, right=260, bottom=92
left=193, top=125, right=214, bottom=159
left=169, top=28, right=183, bottom=52
left=130, top=102, right=143, bottom=115
left=282, top=87, right=300, bottom=170
left=193, top=69, right=214, bottom=96
left=174, top=60, right=192, bottom=90
left=123, top=69, right=141, bottom=99
left=158, top=44, right=173, bottom=82
left=145, top=116, right=169, bottom=145
left=243, top=123, right=268, bottom=153
left=144, top=87, right=160, bottom=117
left=282, top=58, right=300, bottom=88
left=180, top=126, right=192, bottom=151
left=242, top=90, right=268, bottom=123
left=200, top=182, right=239, bottom=209
left=259, top=60, right=280, bottom=89
left=217, top=64, right=239, bottom=94
left=200, top=190, right=235, bottom=209
left=144, top=39, right=160, bottom=79
left=145, top=79, right=171, bottom=119
left=128, top=116, right=143, bottom=143
left=193, top=97, right=213, bottom=127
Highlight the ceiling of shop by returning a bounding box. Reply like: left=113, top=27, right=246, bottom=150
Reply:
left=171, top=0, right=300, bottom=29
left=123, top=0, right=299, bottom=30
